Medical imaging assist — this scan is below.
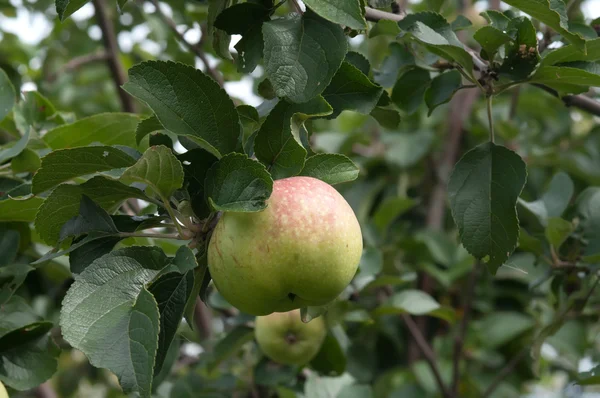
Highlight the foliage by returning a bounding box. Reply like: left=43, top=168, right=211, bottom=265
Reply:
left=1, top=0, right=600, bottom=397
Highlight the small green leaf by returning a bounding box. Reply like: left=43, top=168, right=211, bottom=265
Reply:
left=501, top=0, right=586, bottom=51
left=530, top=64, right=600, bottom=92
left=0, top=197, right=44, bottom=222
left=369, top=107, right=401, bottom=129
left=391, top=68, right=431, bottom=114
left=499, top=17, right=540, bottom=80
left=32, top=146, right=136, bottom=195
left=545, top=217, right=574, bottom=248
left=214, top=2, right=270, bottom=34
left=369, top=19, right=401, bottom=38
left=0, top=68, right=16, bottom=122
left=123, top=61, right=241, bottom=157
left=262, top=10, right=348, bottom=103
left=235, top=25, right=264, bottom=74
left=204, top=153, right=273, bottom=212
left=301, top=304, right=330, bottom=323
left=310, top=333, right=346, bottom=376
left=303, top=0, right=367, bottom=30
left=43, top=113, right=140, bottom=149
left=179, top=148, right=219, bottom=219
left=374, top=43, right=415, bottom=88
left=121, top=145, right=184, bottom=200
left=55, top=0, right=89, bottom=20
left=478, top=311, right=535, bottom=348
left=304, top=373, right=355, bottom=398
left=135, top=115, right=165, bottom=145
left=300, top=153, right=359, bottom=185
left=473, top=26, right=512, bottom=61
left=481, top=10, right=511, bottom=30
left=254, top=97, right=332, bottom=179
left=542, top=172, right=574, bottom=218
left=451, top=15, right=472, bottom=31
left=59, top=195, right=118, bottom=242
left=373, top=289, right=440, bottom=316
left=345, top=51, right=370, bottom=76
left=448, top=143, right=527, bottom=274
left=424, top=70, right=462, bottom=115
left=541, top=37, right=600, bottom=67
left=61, top=247, right=168, bottom=396
left=11, top=148, right=40, bottom=173
left=0, top=128, right=30, bottom=164
left=323, top=61, right=383, bottom=118
left=0, top=264, right=34, bottom=305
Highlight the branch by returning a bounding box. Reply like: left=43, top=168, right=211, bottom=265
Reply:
left=193, top=297, right=213, bottom=339
left=149, top=0, right=224, bottom=86
left=92, top=0, right=135, bottom=113
left=402, top=314, right=452, bottom=398
left=47, top=51, right=109, bottom=82
left=364, top=6, right=600, bottom=118
left=35, top=382, right=57, bottom=398
left=451, top=263, right=479, bottom=395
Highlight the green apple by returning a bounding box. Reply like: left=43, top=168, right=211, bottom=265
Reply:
left=255, top=309, right=326, bottom=365
left=0, top=380, right=8, bottom=398
left=208, top=176, right=363, bottom=315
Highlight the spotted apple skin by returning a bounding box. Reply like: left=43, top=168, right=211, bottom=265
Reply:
left=208, top=176, right=363, bottom=315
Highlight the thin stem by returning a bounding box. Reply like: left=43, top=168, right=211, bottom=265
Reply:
left=451, top=262, right=479, bottom=395
left=487, top=95, right=495, bottom=143
left=401, top=314, right=452, bottom=398
left=118, top=231, right=186, bottom=240
left=160, top=195, right=186, bottom=238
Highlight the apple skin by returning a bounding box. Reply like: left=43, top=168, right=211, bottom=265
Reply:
left=255, top=309, right=326, bottom=366
left=208, top=176, right=363, bottom=316
left=0, top=380, right=7, bottom=398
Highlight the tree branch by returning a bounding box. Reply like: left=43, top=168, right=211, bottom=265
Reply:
left=47, top=51, right=109, bottom=82
left=92, top=0, right=135, bottom=113
left=364, top=6, right=600, bottom=118
left=149, top=0, right=224, bottom=86
left=402, top=314, right=452, bottom=398
left=451, top=262, right=479, bottom=395
left=193, top=297, right=213, bottom=340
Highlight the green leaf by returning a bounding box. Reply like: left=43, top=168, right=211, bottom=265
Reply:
left=579, top=365, right=600, bottom=385
left=121, top=145, right=184, bottom=200
left=69, top=236, right=122, bottom=274
left=0, top=264, right=34, bottom=304
left=369, top=19, right=401, bottom=38
left=123, top=61, right=241, bottom=157
left=481, top=10, right=511, bottom=30
left=345, top=51, right=370, bottom=76
left=0, top=229, right=19, bottom=266
left=541, top=37, right=600, bottom=67
left=60, top=247, right=168, bottom=396
left=300, top=153, right=359, bottom=185
left=501, top=0, right=586, bottom=51
left=207, top=326, right=254, bottom=372
left=204, top=153, right=273, bottom=212
left=391, top=68, right=431, bottom=114
left=179, top=148, right=219, bottom=219
left=0, top=197, right=44, bottom=222
left=473, top=26, right=512, bottom=61
left=358, top=247, right=383, bottom=276
left=0, top=335, right=58, bottom=390
left=302, top=0, right=367, bottom=30
left=398, top=12, right=474, bottom=77
left=135, top=115, right=165, bottom=145
left=59, top=195, right=118, bottom=242
left=577, top=189, right=600, bottom=260
left=369, top=107, right=401, bottom=129
left=448, top=143, right=527, bottom=274
left=0, top=68, right=16, bottom=122
left=183, top=251, right=208, bottom=329
left=374, top=290, right=440, bottom=316
left=543, top=172, right=574, bottom=218
left=214, top=2, right=270, bottom=34
left=11, top=148, right=40, bottom=173
left=254, top=97, right=332, bottom=179
left=235, top=25, right=264, bottom=74
left=545, top=217, right=574, bottom=248
left=304, top=373, right=355, bottom=398
left=499, top=17, right=540, bottom=80
left=310, top=333, right=346, bottom=376
left=43, top=113, right=140, bottom=149
left=55, top=0, right=89, bottom=20
left=0, top=128, right=29, bottom=164
left=478, top=311, right=535, bottom=348
left=32, top=146, right=136, bottom=195
left=13, top=91, right=65, bottom=133
left=374, top=43, right=415, bottom=88
left=262, top=10, right=348, bottom=103
left=424, top=70, right=462, bottom=115
left=530, top=64, right=600, bottom=92
left=323, top=61, right=383, bottom=118
left=451, top=15, right=472, bottom=31
left=35, top=176, right=149, bottom=245
left=373, top=197, right=416, bottom=233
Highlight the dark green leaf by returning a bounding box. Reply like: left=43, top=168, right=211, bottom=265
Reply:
left=478, top=311, right=535, bottom=348
left=0, top=228, right=19, bottom=266
left=179, top=148, right=219, bottom=219
left=135, top=115, right=165, bottom=145
left=481, top=10, right=511, bottom=30
left=235, top=25, right=264, bottom=73
left=448, top=143, right=527, bottom=274
left=499, top=17, right=540, bottom=80
left=123, top=61, right=241, bottom=157
left=345, top=51, right=370, bottom=76
left=374, top=43, right=415, bottom=88
left=544, top=217, right=574, bottom=248
left=204, top=153, right=273, bottom=212
left=424, top=70, right=462, bottom=115
left=474, top=26, right=512, bottom=61
left=208, top=0, right=235, bottom=60
left=0, top=128, right=29, bottom=164
left=262, top=10, right=348, bottom=103
left=59, top=195, right=118, bottom=242
left=69, top=236, right=122, bottom=274
left=368, top=20, right=401, bottom=38
left=0, top=264, right=34, bottom=305
left=300, top=153, right=359, bottom=185
left=530, top=64, right=600, bottom=92
left=0, top=335, right=58, bottom=390
left=0, top=197, right=44, bottom=222
left=303, top=0, right=367, bottom=30
left=310, top=333, right=346, bottom=376
left=373, top=196, right=415, bottom=232
left=541, top=37, right=600, bottom=67
left=0, top=68, right=16, bottom=122
left=391, top=68, right=431, bottom=114
left=370, top=107, right=401, bottom=129
left=214, top=2, right=270, bottom=34
left=55, top=0, right=88, bottom=20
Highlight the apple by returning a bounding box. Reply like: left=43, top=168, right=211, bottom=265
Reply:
left=255, top=309, right=326, bottom=365
left=208, top=176, right=363, bottom=315
left=0, top=380, right=8, bottom=398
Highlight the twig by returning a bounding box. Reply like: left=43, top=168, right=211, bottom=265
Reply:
left=193, top=297, right=213, bottom=339
left=118, top=232, right=186, bottom=240
left=486, top=95, right=495, bottom=143
left=148, top=0, right=224, bottom=86
left=363, top=7, right=600, bottom=118
left=451, top=263, right=479, bottom=395
left=92, top=0, right=135, bottom=113
left=47, top=51, right=109, bottom=82
left=402, top=314, right=452, bottom=398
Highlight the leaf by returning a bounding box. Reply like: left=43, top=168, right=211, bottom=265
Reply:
left=358, top=247, right=383, bottom=276
left=235, top=25, right=264, bottom=74
left=207, top=326, right=254, bottom=372
left=204, top=153, right=273, bottom=212
left=121, top=145, right=184, bottom=200
left=501, top=0, right=586, bottom=52
left=310, top=333, right=346, bottom=376
left=179, top=148, right=219, bottom=219
left=55, top=0, right=89, bottom=20
left=0, top=68, right=16, bottom=122
left=481, top=10, right=511, bottom=30
left=60, top=247, right=168, bottom=396
left=448, top=143, right=527, bottom=274
left=69, top=236, right=122, bottom=274
left=424, top=70, right=462, bottom=115
left=0, top=264, right=34, bottom=305
left=135, top=115, right=165, bottom=145
left=541, top=37, right=600, bottom=67
left=373, top=197, right=415, bottom=232
left=11, top=148, right=40, bottom=173
left=32, top=146, right=136, bottom=195
left=370, top=107, right=401, bottom=129
left=374, top=43, right=415, bottom=88
left=530, top=64, right=600, bottom=91
left=301, top=304, right=330, bottom=323
left=0, top=335, right=58, bottom=390
left=183, top=251, right=208, bottom=329
left=345, top=51, right=370, bottom=76
left=0, top=229, right=19, bottom=266
left=499, top=17, right=540, bottom=80
left=374, top=290, right=440, bottom=316
left=35, top=176, right=149, bottom=245
left=545, top=217, right=574, bottom=249
left=322, top=61, right=383, bottom=118
left=300, top=154, right=359, bottom=185
left=478, top=311, right=535, bottom=348
left=262, top=10, right=348, bottom=103
left=302, top=0, right=367, bottom=30
left=214, top=2, right=271, bottom=34
left=123, top=61, right=241, bottom=157
left=43, top=113, right=140, bottom=149
left=473, top=26, right=512, bottom=61
left=543, top=172, right=574, bottom=218
left=254, top=97, right=332, bottom=179
left=0, top=197, right=44, bottom=222
left=391, top=68, right=431, bottom=114
left=369, top=20, right=401, bottom=38
left=0, top=128, right=30, bottom=164
left=59, top=195, right=118, bottom=242
left=451, top=15, right=472, bottom=31
left=208, top=0, right=235, bottom=60
left=398, top=12, right=474, bottom=77
left=304, top=372, right=355, bottom=398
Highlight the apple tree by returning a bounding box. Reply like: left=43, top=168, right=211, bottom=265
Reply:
left=1, top=0, right=600, bottom=397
